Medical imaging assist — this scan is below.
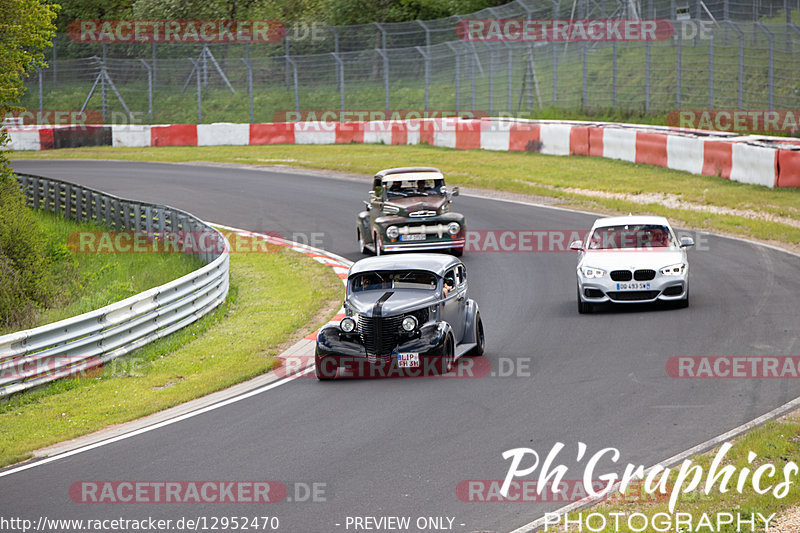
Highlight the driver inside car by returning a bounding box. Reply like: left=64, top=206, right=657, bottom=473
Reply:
left=443, top=275, right=455, bottom=297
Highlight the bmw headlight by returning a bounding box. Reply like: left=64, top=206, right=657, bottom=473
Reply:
left=386, top=226, right=400, bottom=239
left=580, top=266, right=605, bottom=278
left=340, top=317, right=356, bottom=333
left=401, top=315, right=418, bottom=332
left=447, top=222, right=460, bottom=235
left=660, top=263, right=686, bottom=276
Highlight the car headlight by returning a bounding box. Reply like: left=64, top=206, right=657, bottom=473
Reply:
left=580, top=266, right=605, bottom=278
left=382, top=205, right=400, bottom=215
left=386, top=226, right=399, bottom=239
left=401, top=315, right=418, bottom=332
left=447, top=222, right=460, bottom=235
left=660, top=263, right=686, bottom=276
left=340, top=317, right=356, bottom=333
left=440, top=203, right=450, bottom=214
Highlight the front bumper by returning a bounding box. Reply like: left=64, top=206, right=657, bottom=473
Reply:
left=383, top=238, right=465, bottom=252
left=315, top=323, right=448, bottom=377
left=577, top=272, right=689, bottom=304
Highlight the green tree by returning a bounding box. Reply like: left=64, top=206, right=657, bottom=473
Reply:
left=0, top=0, right=59, bottom=328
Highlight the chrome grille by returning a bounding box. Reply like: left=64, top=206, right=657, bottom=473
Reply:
left=409, top=210, right=436, bottom=218
left=358, top=315, right=403, bottom=356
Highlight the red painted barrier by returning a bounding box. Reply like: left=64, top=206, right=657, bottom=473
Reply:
left=588, top=127, right=604, bottom=157
left=702, top=141, right=733, bottom=179
left=249, top=122, right=295, bottom=145
left=335, top=122, right=365, bottom=144
left=391, top=121, right=407, bottom=145
left=635, top=132, right=669, bottom=167
left=151, top=124, right=198, bottom=147
left=569, top=126, right=590, bottom=156
left=777, top=150, right=800, bottom=188
left=38, top=128, right=55, bottom=150
left=455, top=119, right=482, bottom=150
left=508, top=123, right=541, bottom=152
left=419, top=119, right=437, bottom=146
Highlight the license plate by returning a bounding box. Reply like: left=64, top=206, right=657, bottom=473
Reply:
left=397, top=352, right=420, bottom=368
left=616, top=282, right=650, bottom=290
left=400, top=233, right=426, bottom=241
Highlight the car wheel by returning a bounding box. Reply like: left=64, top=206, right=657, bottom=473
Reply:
left=437, top=335, right=455, bottom=375
left=315, top=358, right=337, bottom=380
left=469, top=312, right=485, bottom=356
left=358, top=229, right=368, bottom=255
left=374, top=233, right=383, bottom=256
left=577, top=286, right=592, bottom=314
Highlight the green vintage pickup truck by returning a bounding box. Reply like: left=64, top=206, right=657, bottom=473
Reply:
left=357, top=167, right=466, bottom=256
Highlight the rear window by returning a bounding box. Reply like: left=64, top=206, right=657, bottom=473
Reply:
left=350, top=270, right=437, bottom=292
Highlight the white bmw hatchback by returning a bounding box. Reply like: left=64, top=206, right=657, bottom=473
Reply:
left=570, top=215, right=694, bottom=313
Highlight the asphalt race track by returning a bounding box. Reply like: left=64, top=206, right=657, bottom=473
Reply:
left=5, top=159, right=800, bottom=533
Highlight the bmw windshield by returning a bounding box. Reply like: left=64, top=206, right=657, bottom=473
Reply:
left=587, top=224, right=674, bottom=250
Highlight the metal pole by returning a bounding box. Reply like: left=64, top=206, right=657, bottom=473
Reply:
left=332, top=53, right=345, bottom=114
left=285, top=36, right=291, bottom=90
left=612, top=41, right=617, bottom=107
left=327, top=25, right=339, bottom=54
left=581, top=42, right=587, bottom=109
left=101, top=44, right=107, bottom=124
left=52, top=37, right=57, bottom=88
left=552, top=42, right=557, bottom=106
left=246, top=44, right=252, bottom=124
left=376, top=48, right=390, bottom=116
left=676, top=36, right=682, bottom=108
left=152, top=41, right=157, bottom=87
left=507, top=46, right=513, bottom=114
left=786, top=0, right=792, bottom=53
left=416, top=46, right=430, bottom=113
left=139, top=59, right=152, bottom=124
left=38, top=68, right=43, bottom=112
left=646, top=40, right=651, bottom=111
left=488, top=47, right=494, bottom=115
left=374, top=22, right=386, bottom=50
left=445, top=43, right=461, bottom=112
left=191, top=59, right=201, bottom=124
left=708, top=32, right=714, bottom=108
left=471, top=49, right=476, bottom=110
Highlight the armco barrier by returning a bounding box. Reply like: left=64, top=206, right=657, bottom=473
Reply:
left=4, top=118, right=799, bottom=188
left=0, top=174, right=230, bottom=398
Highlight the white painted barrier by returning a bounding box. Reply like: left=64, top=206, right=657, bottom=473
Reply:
left=197, top=123, right=250, bottom=146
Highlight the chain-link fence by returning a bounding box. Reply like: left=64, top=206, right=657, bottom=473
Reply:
left=17, top=0, right=800, bottom=125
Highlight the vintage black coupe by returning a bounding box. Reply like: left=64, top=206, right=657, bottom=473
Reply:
left=315, top=254, right=484, bottom=380
left=357, top=167, right=467, bottom=256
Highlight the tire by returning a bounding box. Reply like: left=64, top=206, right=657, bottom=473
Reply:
left=577, top=286, right=592, bottom=314
left=358, top=228, right=368, bottom=255
left=469, top=313, right=485, bottom=356
left=436, top=335, right=455, bottom=375
left=315, top=358, right=337, bottom=380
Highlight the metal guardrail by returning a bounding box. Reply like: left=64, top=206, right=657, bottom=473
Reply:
left=0, top=173, right=230, bottom=398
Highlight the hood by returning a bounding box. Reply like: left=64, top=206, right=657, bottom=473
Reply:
left=347, top=290, right=438, bottom=318
left=579, top=248, right=685, bottom=270
left=385, top=195, right=448, bottom=215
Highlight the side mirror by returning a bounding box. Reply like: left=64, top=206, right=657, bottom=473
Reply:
left=363, top=200, right=371, bottom=210
left=569, top=240, right=584, bottom=251
left=679, top=237, right=695, bottom=248
left=451, top=186, right=460, bottom=197
left=369, top=191, right=377, bottom=201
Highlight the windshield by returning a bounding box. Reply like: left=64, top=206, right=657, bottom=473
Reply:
left=350, top=270, right=438, bottom=292
left=384, top=178, right=444, bottom=198
left=587, top=224, right=673, bottom=250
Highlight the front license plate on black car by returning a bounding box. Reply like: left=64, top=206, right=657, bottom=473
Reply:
left=397, top=353, right=420, bottom=368
left=400, top=234, right=426, bottom=241
left=616, top=282, right=650, bottom=290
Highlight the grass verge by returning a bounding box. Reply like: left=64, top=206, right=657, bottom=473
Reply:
left=0, top=208, right=203, bottom=335
left=13, top=143, right=800, bottom=247
left=0, top=235, right=343, bottom=468
left=544, top=409, right=800, bottom=532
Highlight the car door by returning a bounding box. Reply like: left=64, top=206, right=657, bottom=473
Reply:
left=441, top=267, right=465, bottom=343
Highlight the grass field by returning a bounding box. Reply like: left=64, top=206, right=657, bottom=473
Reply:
left=1, top=209, right=203, bottom=335
left=13, top=143, right=800, bottom=247
left=0, top=235, right=344, bottom=467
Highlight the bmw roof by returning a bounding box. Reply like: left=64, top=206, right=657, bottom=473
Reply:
left=590, top=215, right=672, bottom=229
left=348, top=254, right=461, bottom=277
